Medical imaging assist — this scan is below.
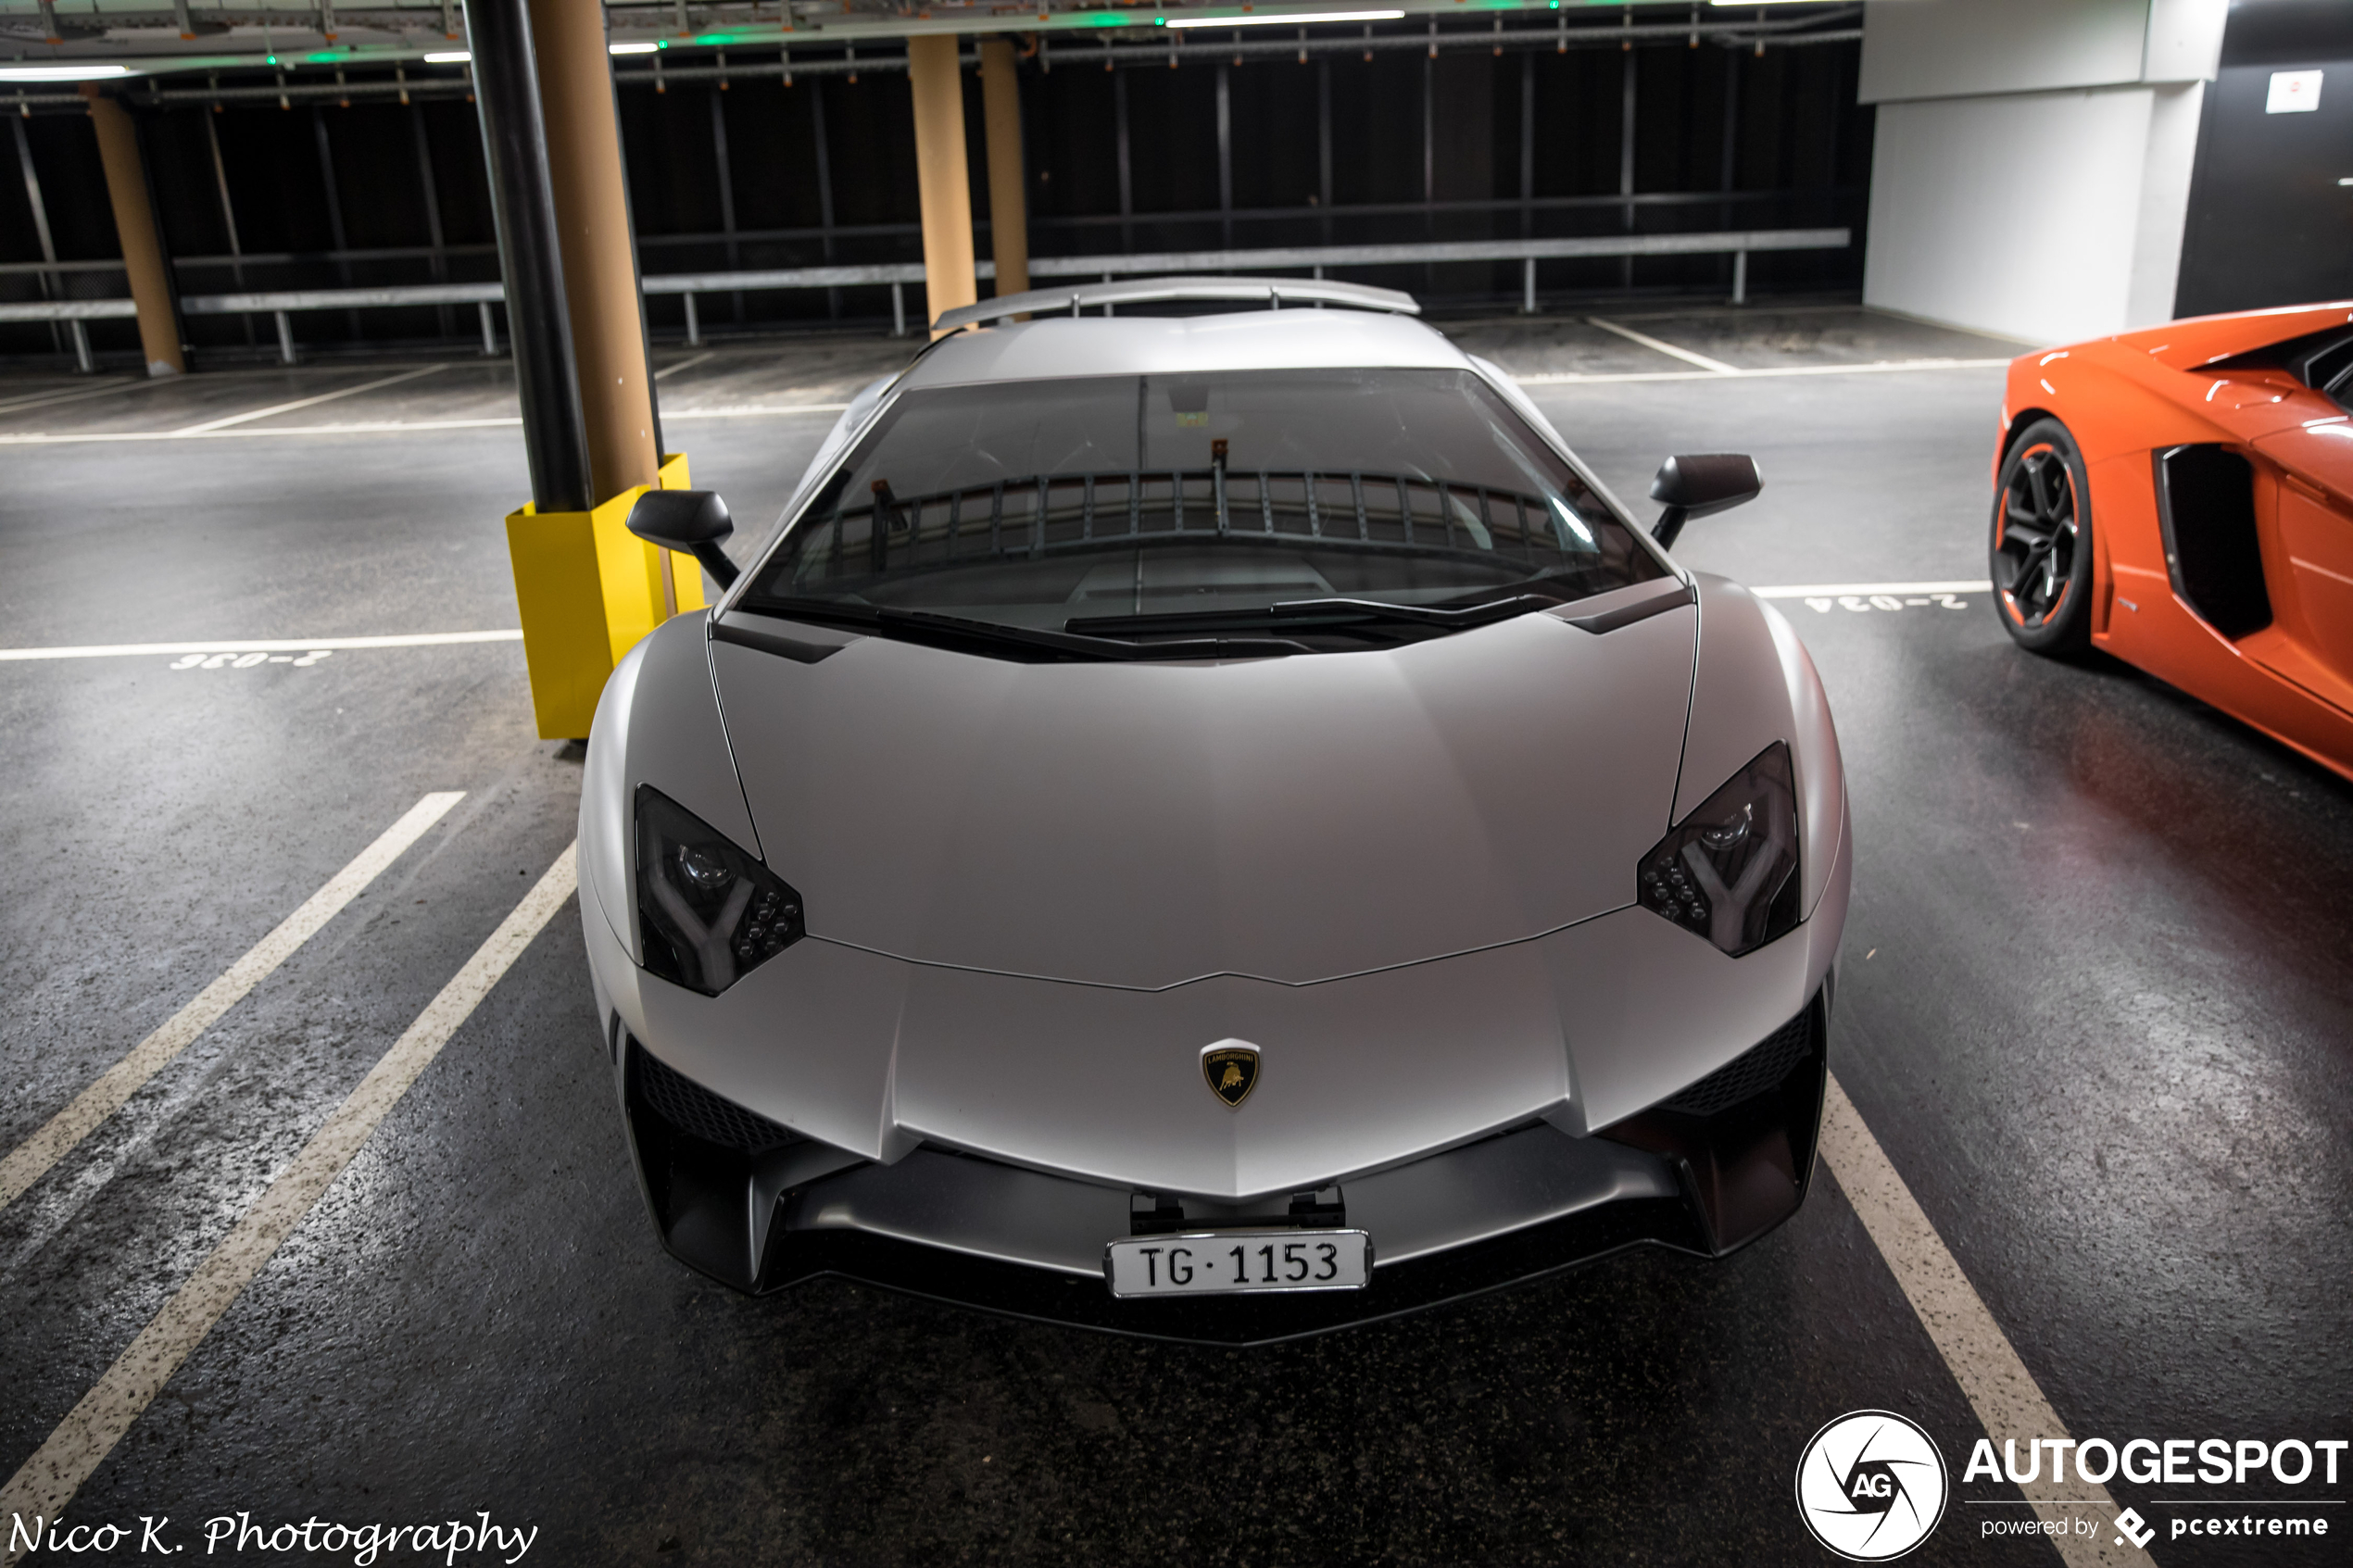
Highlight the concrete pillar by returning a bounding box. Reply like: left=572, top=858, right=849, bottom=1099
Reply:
left=979, top=39, right=1029, bottom=302
left=1857, top=0, right=2228, bottom=343
left=529, top=0, right=661, bottom=505
left=908, top=33, right=977, bottom=337
left=80, top=86, right=182, bottom=377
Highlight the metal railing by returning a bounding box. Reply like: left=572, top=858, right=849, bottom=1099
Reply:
left=796, top=466, right=1596, bottom=590
left=0, top=227, right=1848, bottom=364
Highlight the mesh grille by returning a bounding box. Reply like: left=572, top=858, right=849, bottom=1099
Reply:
left=1661, top=1009, right=1815, bottom=1118
left=632, top=1040, right=800, bottom=1153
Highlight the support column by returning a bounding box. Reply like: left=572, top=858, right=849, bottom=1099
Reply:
left=81, top=86, right=182, bottom=378
left=467, top=0, right=589, bottom=511
left=530, top=0, right=661, bottom=505
left=472, top=0, right=697, bottom=741
left=981, top=37, right=1029, bottom=300
left=910, top=33, right=977, bottom=336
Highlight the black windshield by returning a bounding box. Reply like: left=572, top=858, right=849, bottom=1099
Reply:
left=739, top=368, right=1665, bottom=653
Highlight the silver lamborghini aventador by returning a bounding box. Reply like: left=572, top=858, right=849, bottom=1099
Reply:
left=579, top=278, right=1850, bottom=1342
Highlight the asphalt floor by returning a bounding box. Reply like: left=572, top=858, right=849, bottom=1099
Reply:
left=1, top=307, right=2347, bottom=1565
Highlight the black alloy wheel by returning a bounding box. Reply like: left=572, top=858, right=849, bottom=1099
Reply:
left=1991, top=417, right=2095, bottom=655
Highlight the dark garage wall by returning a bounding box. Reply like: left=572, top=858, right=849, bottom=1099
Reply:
left=2175, top=0, right=2353, bottom=318
left=0, top=30, right=1871, bottom=366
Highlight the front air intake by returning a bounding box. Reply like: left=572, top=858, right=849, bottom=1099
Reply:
left=1598, top=991, right=1830, bottom=1256
left=1663, top=1010, right=1815, bottom=1118
left=629, top=1039, right=801, bottom=1154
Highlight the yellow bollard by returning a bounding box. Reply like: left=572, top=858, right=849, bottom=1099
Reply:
left=505, top=451, right=706, bottom=740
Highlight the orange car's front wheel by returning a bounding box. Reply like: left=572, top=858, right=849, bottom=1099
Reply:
left=1992, top=418, right=2095, bottom=655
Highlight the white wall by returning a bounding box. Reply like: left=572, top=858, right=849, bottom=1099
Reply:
left=2126, top=82, right=2206, bottom=325
left=1857, top=0, right=2225, bottom=345
left=1864, top=83, right=2206, bottom=345
left=1859, top=0, right=2156, bottom=102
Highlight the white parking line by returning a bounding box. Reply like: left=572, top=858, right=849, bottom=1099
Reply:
left=0, top=377, right=143, bottom=416
left=1586, top=317, right=1743, bottom=376
left=1753, top=579, right=1992, bottom=599
left=1820, top=1074, right=2157, bottom=1567
left=0, top=400, right=846, bottom=444
left=0, top=631, right=522, bottom=662
left=0, top=845, right=576, bottom=1562
left=1515, top=358, right=2012, bottom=386
left=0, top=793, right=465, bottom=1212
left=653, top=349, right=718, bottom=380
left=169, top=364, right=448, bottom=435
left=666, top=401, right=851, bottom=419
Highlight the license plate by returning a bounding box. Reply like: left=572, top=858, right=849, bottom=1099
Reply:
left=1103, top=1229, right=1371, bottom=1298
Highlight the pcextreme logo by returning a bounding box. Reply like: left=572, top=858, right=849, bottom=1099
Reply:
left=1794, top=1411, right=1950, bottom=1561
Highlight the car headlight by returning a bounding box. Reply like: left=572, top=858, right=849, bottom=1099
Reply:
left=1638, top=742, right=1800, bottom=957
left=634, top=785, right=804, bottom=996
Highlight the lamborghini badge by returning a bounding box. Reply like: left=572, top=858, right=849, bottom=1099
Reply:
left=1201, top=1043, right=1261, bottom=1109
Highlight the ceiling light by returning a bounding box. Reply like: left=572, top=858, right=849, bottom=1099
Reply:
left=609, top=41, right=659, bottom=54
left=0, top=64, right=132, bottom=81
left=1164, top=9, right=1404, bottom=28
left=423, top=49, right=470, bottom=62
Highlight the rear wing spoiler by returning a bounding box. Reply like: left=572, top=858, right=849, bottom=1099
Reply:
left=933, top=275, right=1419, bottom=334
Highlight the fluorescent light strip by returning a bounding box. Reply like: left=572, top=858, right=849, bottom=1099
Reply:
left=1164, top=9, right=1404, bottom=28
left=422, top=44, right=654, bottom=62
left=0, top=65, right=132, bottom=82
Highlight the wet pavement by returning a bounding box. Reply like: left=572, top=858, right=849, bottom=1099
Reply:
left=1, top=310, right=2347, bottom=1565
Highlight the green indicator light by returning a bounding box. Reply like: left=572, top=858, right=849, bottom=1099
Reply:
left=305, top=50, right=341, bottom=62
left=265, top=54, right=278, bottom=64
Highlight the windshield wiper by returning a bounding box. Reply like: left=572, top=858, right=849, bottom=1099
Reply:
left=752, top=597, right=1312, bottom=663
left=1064, top=594, right=1562, bottom=640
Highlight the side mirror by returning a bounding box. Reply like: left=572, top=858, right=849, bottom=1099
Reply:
left=1648, top=454, right=1761, bottom=550
left=626, top=487, right=740, bottom=590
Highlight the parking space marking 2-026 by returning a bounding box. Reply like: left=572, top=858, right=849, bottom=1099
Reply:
left=170, top=650, right=334, bottom=670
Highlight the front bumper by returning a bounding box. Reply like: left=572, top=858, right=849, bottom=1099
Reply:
left=609, top=988, right=1831, bottom=1345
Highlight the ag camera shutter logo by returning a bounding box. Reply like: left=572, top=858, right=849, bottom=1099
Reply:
left=1795, top=1411, right=1949, bottom=1561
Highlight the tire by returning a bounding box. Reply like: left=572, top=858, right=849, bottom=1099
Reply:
left=1991, top=418, right=2095, bottom=656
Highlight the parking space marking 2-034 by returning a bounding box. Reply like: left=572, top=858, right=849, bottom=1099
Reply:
left=1803, top=593, right=1970, bottom=614
left=1752, top=578, right=1991, bottom=616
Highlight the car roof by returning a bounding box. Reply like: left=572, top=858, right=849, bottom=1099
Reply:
left=898, top=307, right=1474, bottom=391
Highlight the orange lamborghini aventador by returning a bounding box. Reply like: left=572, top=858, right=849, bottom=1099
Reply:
left=1991, top=301, right=2353, bottom=784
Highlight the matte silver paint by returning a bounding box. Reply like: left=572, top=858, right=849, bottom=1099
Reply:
left=583, top=857, right=1840, bottom=1199
left=710, top=606, right=1696, bottom=990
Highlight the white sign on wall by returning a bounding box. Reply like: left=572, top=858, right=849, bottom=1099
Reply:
left=2266, top=69, right=2322, bottom=114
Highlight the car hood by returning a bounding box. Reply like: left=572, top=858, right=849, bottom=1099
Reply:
left=711, top=601, right=1697, bottom=990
